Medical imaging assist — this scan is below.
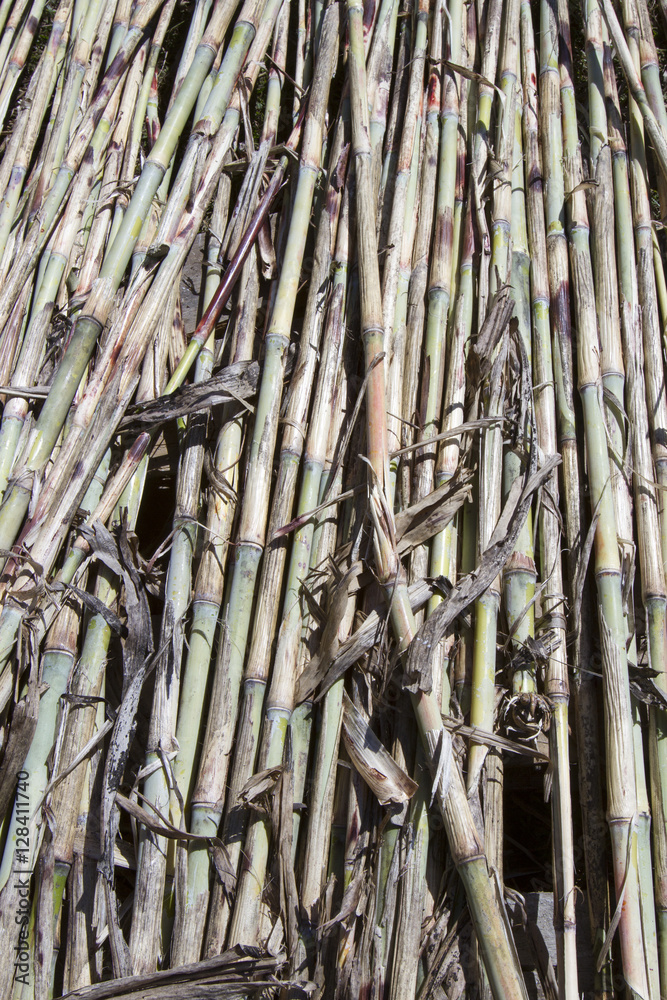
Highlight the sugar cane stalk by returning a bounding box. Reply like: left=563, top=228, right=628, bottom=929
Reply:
left=340, top=3, right=529, bottom=997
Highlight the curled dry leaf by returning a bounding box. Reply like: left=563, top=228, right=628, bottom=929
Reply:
left=303, top=578, right=436, bottom=704
left=118, top=360, right=260, bottom=432
left=239, top=766, right=283, bottom=806
left=341, top=693, right=418, bottom=806
left=394, top=475, right=473, bottom=556
left=296, top=562, right=363, bottom=703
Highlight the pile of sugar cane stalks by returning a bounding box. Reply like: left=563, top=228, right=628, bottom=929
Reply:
left=1, top=0, right=667, bottom=996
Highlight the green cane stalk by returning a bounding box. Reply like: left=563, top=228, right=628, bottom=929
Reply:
left=399, top=0, right=444, bottom=516
left=169, top=239, right=258, bottom=966
left=409, top=0, right=461, bottom=521
left=377, top=5, right=449, bottom=983
left=28, top=0, right=122, bottom=221
left=618, top=0, right=667, bottom=592
left=188, top=4, right=339, bottom=951
left=298, top=463, right=357, bottom=962
left=558, top=0, right=649, bottom=993
left=429, top=1, right=473, bottom=640
left=0, top=0, right=33, bottom=85
left=0, top=41, right=133, bottom=501
left=0, top=597, right=83, bottom=998
left=0, top=0, right=248, bottom=566
left=167, top=3, right=340, bottom=964
left=0, top=0, right=72, bottom=275
left=0, top=0, right=49, bottom=134
left=74, top=4, right=170, bottom=305
left=367, top=0, right=399, bottom=190
left=468, top=0, right=519, bottom=796
left=604, top=27, right=666, bottom=997
left=128, top=384, right=206, bottom=972
left=588, top=9, right=659, bottom=995
left=106, top=0, right=180, bottom=249
left=381, top=0, right=427, bottom=500
left=0, top=440, right=113, bottom=896
left=521, top=4, right=578, bottom=994
left=46, top=471, right=143, bottom=995
left=206, top=178, right=349, bottom=960
left=503, top=96, right=537, bottom=701
left=23, top=0, right=284, bottom=585
left=471, top=0, right=502, bottom=328
left=377, top=3, right=410, bottom=251
left=0, top=0, right=277, bottom=688
left=330, top=5, right=530, bottom=999
left=599, top=0, right=667, bottom=187
left=540, top=9, right=613, bottom=989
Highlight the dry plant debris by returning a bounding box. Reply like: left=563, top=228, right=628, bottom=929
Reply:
left=0, top=0, right=666, bottom=996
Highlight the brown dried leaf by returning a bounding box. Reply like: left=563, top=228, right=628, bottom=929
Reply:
left=118, top=360, right=260, bottom=433
left=210, top=841, right=237, bottom=893
left=59, top=945, right=311, bottom=998
left=116, top=793, right=198, bottom=841
left=318, top=871, right=366, bottom=934
left=296, top=562, right=363, bottom=703
left=394, top=476, right=472, bottom=556
left=442, top=717, right=551, bottom=765
left=629, top=674, right=667, bottom=710
left=471, top=286, right=514, bottom=383
left=239, top=766, right=283, bottom=805
left=341, top=694, right=418, bottom=805
left=115, top=793, right=231, bottom=875
left=389, top=417, right=503, bottom=459
left=305, top=579, right=436, bottom=703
